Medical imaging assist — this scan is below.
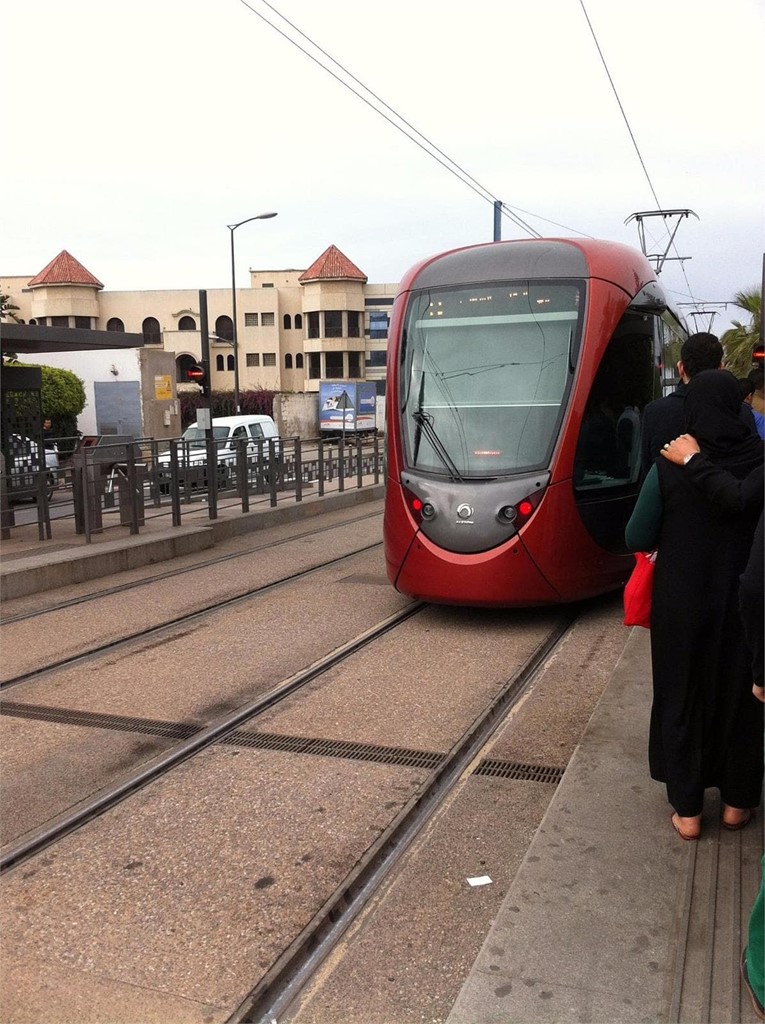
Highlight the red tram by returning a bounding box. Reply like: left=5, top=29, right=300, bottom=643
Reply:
left=383, top=237, right=687, bottom=607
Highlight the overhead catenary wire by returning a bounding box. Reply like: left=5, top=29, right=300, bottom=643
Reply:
left=236, top=0, right=703, bottom=313
left=235, top=0, right=595, bottom=239
left=577, top=0, right=700, bottom=310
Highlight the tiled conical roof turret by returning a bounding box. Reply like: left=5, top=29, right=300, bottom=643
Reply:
left=299, top=245, right=367, bottom=283
left=28, top=250, right=104, bottom=289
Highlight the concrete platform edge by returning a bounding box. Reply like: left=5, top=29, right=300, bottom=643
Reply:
left=1, top=485, right=385, bottom=601
left=445, top=627, right=675, bottom=1024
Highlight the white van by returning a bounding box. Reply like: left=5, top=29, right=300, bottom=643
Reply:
left=158, top=415, right=279, bottom=469
left=156, top=415, right=281, bottom=494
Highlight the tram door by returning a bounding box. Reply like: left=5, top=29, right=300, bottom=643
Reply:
left=572, top=311, right=659, bottom=553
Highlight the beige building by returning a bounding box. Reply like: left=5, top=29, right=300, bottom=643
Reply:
left=1, top=245, right=397, bottom=400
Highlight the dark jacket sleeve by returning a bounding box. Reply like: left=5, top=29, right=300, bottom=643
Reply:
left=685, top=457, right=764, bottom=514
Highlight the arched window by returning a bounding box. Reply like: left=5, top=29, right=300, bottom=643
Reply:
left=295, top=353, right=304, bottom=369
left=178, top=315, right=196, bottom=331
left=176, top=353, right=198, bottom=383
left=142, top=317, right=161, bottom=345
left=295, top=313, right=303, bottom=330
left=216, top=354, right=224, bottom=371
left=227, top=354, right=235, bottom=370
left=285, top=354, right=293, bottom=369
left=215, top=315, right=233, bottom=341
left=283, top=314, right=292, bottom=330
left=107, top=317, right=125, bottom=332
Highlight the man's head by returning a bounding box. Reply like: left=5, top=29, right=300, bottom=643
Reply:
left=748, top=367, right=764, bottom=394
left=678, top=332, right=723, bottom=383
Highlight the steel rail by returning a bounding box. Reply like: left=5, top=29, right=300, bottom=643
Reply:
left=1, top=509, right=383, bottom=624
left=0, top=602, right=425, bottom=874
left=227, top=611, right=578, bottom=1024
left=0, top=541, right=383, bottom=690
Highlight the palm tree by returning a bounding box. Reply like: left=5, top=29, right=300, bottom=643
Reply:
left=721, top=288, right=762, bottom=377
left=1, top=293, right=20, bottom=322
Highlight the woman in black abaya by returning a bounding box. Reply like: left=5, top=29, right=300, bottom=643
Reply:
left=626, top=369, right=764, bottom=840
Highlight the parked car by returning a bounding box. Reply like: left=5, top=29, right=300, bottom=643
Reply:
left=6, top=436, right=59, bottom=502
left=156, top=415, right=280, bottom=491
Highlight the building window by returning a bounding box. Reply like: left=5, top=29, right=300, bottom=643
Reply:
left=245, top=312, right=258, bottom=327
left=295, top=313, right=303, bottom=330
left=308, top=352, right=321, bottom=379
left=307, top=312, right=320, bottom=339
left=325, top=310, right=343, bottom=339
left=365, top=297, right=395, bottom=306
left=283, top=314, right=292, bottom=330
left=325, top=352, right=343, bottom=378
left=178, top=315, right=196, bottom=331
left=263, top=353, right=276, bottom=367
left=246, top=353, right=260, bottom=367
left=366, top=350, right=388, bottom=368
left=296, top=353, right=304, bottom=369
left=51, top=315, right=69, bottom=327
left=285, top=354, right=293, bottom=369
left=216, top=354, right=224, bottom=370
left=347, top=311, right=360, bottom=338
left=261, top=312, right=275, bottom=327
left=262, top=282, right=274, bottom=288
left=33, top=317, right=45, bottom=325
left=215, top=315, right=233, bottom=341
left=369, top=312, right=389, bottom=339
left=227, top=354, right=235, bottom=370
left=348, top=351, right=362, bottom=377
left=75, top=316, right=92, bottom=329
left=107, top=317, right=125, bottom=332
left=143, top=317, right=161, bottom=345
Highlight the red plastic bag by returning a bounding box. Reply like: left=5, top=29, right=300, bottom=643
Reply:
left=623, top=551, right=656, bottom=628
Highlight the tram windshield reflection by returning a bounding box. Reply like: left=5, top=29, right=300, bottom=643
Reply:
left=401, top=281, right=583, bottom=477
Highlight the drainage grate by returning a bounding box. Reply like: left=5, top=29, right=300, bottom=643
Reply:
left=225, top=730, right=446, bottom=770
left=0, top=703, right=564, bottom=783
left=0, top=701, right=199, bottom=740
left=474, top=758, right=565, bottom=784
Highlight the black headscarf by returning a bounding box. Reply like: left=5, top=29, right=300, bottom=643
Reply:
left=685, top=369, right=764, bottom=475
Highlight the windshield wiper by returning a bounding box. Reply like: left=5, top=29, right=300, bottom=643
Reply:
left=412, top=408, right=463, bottom=481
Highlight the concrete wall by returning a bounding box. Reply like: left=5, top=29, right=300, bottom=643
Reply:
left=139, top=349, right=182, bottom=439
left=273, top=393, right=319, bottom=439
left=26, top=348, right=180, bottom=439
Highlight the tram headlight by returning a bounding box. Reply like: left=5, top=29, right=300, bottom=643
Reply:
left=497, top=488, right=545, bottom=529
left=403, top=485, right=432, bottom=525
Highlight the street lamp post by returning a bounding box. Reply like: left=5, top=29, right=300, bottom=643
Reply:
left=228, top=211, right=278, bottom=412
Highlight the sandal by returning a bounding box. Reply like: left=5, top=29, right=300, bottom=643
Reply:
left=722, top=807, right=755, bottom=831
left=672, top=813, right=701, bottom=841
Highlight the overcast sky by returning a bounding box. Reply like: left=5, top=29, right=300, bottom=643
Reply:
left=3, top=0, right=763, bottom=336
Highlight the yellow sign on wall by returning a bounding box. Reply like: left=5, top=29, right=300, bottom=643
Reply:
left=154, top=375, right=173, bottom=401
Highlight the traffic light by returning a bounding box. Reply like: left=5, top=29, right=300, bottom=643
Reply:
left=752, top=344, right=764, bottom=369
left=186, top=361, right=210, bottom=397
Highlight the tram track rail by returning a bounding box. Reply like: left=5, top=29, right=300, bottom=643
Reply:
left=0, top=540, right=384, bottom=691
left=0, top=602, right=427, bottom=874
left=227, top=610, right=578, bottom=1024
left=1, top=508, right=384, bottom=625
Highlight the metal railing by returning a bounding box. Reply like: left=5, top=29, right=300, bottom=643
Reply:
left=1, top=433, right=384, bottom=544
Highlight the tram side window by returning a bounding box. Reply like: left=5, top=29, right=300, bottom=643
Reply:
left=573, top=318, right=656, bottom=492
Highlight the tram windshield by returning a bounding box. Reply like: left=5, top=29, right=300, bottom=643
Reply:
left=400, top=281, right=583, bottom=477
